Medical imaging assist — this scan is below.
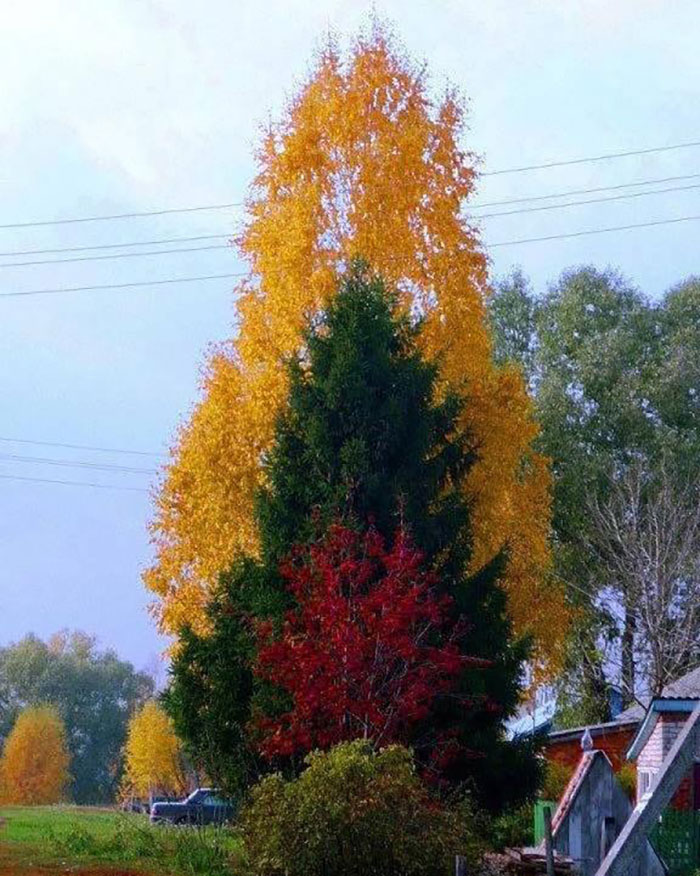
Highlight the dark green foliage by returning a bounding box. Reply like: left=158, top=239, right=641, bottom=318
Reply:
left=240, top=741, right=484, bottom=876
left=167, top=263, right=540, bottom=810
left=257, top=262, right=474, bottom=584
left=0, top=631, right=153, bottom=803
left=163, top=573, right=260, bottom=795
left=487, top=804, right=534, bottom=850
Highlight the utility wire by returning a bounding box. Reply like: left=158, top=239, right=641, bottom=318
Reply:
left=0, top=452, right=158, bottom=475
left=489, top=212, right=700, bottom=248
left=0, top=139, right=698, bottom=228
left=0, top=234, right=231, bottom=259
left=0, top=202, right=244, bottom=231
left=476, top=180, right=700, bottom=219
left=0, top=436, right=164, bottom=457
left=3, top=213, right=700, bottom=297
left=0, top=271, right=244, bottom=298
left=470, top=172, right=700, bottom=208
left=0, top=242, right=231, bottom=269
left=0, top=179, right=697, bottom=268
left=481, top=139, right=700, bottom=176
left=0, top=472, right=149, bottom=492
left=0, top=174, right=696, bottom=260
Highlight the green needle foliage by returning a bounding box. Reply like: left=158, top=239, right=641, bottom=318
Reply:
left=167, top=262, right=541, bottom=811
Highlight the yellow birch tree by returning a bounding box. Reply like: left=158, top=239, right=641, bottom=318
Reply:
left=122, top=701, right=185, bottom=799
left=0, top=705, right=70, bottom=804
left=145, top=24, right=569, bottom=670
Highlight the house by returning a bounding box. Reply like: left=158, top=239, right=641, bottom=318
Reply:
left=627, top=694, right=700, bottom=810
left=539, top=668, right=700, bottom=876
left=539, top=665, right=700, bottom=778
left=544, top=746, right=665, bottom=876
left=545, top=719, right=640, bottom=773
left=597, top=701, right=700, bottom=876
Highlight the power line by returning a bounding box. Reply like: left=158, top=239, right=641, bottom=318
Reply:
left=0, top=202, right=244, bottom=231
left=0, top=180, right=695, bottom=267
left=0, top=242, right=231, bottom=269
left=0, top=436, right=164, bottom=457
left=489, top=213, right=700, bottom=248
left=0, top=138, right=697, bottom=229
left=477, top=181, right=700, bottom=219
left=0, top=271, right=244, bottom=298
left=470, top=172, right=700, bottom=209
left=0, top=452, right=157, bottom=475
left=0, top=472, right=149, bottom=492
left=2, top=213, right=700, bottom=298
left=482, top=139, right=700, bottom=176
left=0, top=233, right=231, bottom=259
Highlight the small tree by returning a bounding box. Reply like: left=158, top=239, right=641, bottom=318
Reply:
left=255, top=524, right=477, bottom=759
left=122, top=701, right=185, bottom=802
left=0, top=705, right=70, bottom=804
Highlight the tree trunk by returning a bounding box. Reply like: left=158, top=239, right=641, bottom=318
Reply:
left=621, top=595, right=636, bottom=707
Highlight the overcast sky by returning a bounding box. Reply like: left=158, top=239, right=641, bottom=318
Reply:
left=1, top=0, right=699, bottom=674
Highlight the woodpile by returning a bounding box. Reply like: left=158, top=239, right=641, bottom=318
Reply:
left=480, top=847, right=577, bottom=875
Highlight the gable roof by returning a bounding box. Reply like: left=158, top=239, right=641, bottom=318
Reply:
left=550, top=750, right=612, bottom=836
left=626, top=696, right=700, bottom=761
left=616, top=664, right=700, bottom=723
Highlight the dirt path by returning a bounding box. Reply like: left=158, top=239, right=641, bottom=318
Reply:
left=0, top=868, right=146, bottom=875
left=0, top=860, right=147, bottom=876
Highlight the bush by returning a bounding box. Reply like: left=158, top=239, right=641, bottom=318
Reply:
left=487, top=804, right=533, bottom=849
left=541, top=760, right=573, bottom=801
left=240, top=741, right=481, bottom=876
left=617, top=763, right=636, bottom=800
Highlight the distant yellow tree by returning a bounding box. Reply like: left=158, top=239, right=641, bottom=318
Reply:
left=0, top=705, right=70, bottom=804
left=122, top=701, right=184, bottom=799
left=145, top=24, right=569, bottom=671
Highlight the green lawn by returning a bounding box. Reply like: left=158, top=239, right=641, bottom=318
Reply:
left=0, top=805, right=242, bottom=875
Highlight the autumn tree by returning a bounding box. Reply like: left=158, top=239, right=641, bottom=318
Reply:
left=0, top=705, right=70, bottom=804
left=122, top=701, right=185, bottom=801
left=167, top=270, right=543, bottom=811
left=146, top=24, right=566, bottom=671
left=255, top=524, right=466, bottom=758
left=0, top=630, right=153, bottom=802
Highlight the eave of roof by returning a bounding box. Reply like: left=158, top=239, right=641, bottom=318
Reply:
left=626, top=697, right=700, bottom=761
left=547, top=718, right=640, bottom=745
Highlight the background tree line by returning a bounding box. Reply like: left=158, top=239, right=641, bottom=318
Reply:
left=0, top=630, right=153, bottom=802
left=489, top=267, right=700, bottom=721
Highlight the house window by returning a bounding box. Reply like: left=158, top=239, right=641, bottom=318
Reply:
left=639, top=770, right=655, bottom=799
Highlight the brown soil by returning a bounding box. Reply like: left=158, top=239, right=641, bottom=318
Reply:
left=0, top=868, right=147, bottom=875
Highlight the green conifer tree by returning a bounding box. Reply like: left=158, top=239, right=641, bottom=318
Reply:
left=167, top=263, right=541, bottom=810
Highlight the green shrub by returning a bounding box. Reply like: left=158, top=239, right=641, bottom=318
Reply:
left=487, top=804, right=533, bottom=849
left=616, top=763, right=636, bottom=801
left=541, top=760, right=573, bottom=801
left=240, top=741, right=482, bottom=876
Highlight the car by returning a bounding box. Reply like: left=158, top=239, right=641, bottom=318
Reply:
left=149, top=788, right=236, bottom=825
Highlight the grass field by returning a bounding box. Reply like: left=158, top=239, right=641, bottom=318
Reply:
left=0, top=805, right=242, bottom=875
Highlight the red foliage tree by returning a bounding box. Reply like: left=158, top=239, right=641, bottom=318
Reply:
left=255, top=524, right=481, bottom=759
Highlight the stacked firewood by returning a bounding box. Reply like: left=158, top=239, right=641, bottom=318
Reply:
left=480, top=847, right=576, bottom=875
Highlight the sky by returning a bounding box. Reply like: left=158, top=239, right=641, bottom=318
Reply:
left=1, top=0, right=699, bottom=674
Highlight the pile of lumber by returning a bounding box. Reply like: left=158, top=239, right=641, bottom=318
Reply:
left=481, top=847, right=577, bottom=874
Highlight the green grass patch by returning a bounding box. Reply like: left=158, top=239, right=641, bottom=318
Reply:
left=0, top=805, right=242, bottom=875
